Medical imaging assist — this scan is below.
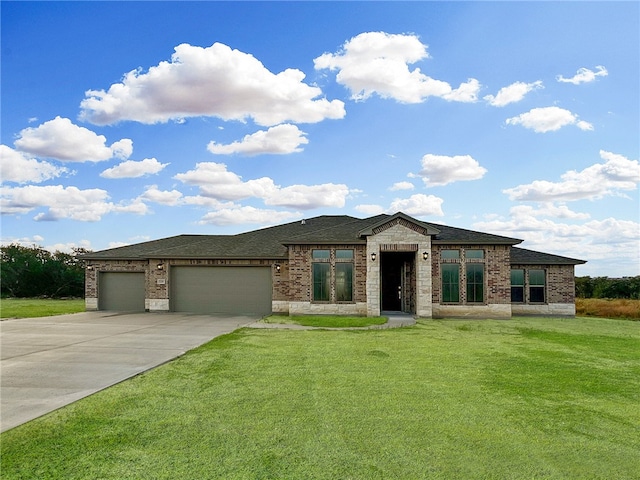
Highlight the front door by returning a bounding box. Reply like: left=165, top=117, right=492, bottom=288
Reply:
left=380, top=252, right=415, bottom=313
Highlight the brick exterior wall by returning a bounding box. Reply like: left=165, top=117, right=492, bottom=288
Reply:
left=85, top=257, right=286, bottom=312
left=85, top=237, right=577, bottom=318
left=287, top=244, right=367, bottom=303
left=431, top=245, right=511, bottom=305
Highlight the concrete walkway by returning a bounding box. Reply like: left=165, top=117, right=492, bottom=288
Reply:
left=0, top=312, right=255, bottom=432
left=248, top=313, right=417, bottom=330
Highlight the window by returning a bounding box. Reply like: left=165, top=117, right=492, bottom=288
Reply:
left=335, top=263, right=353, bottom=301
left=466, top=249, right=484, bottom=259
left=312, top=249, right=330, bottom=260
left=313, top=263, right=330, bottom=301
left=442, top=264, right=460, bottom=303
left=511, top=269, right=524, bottom=303
left=466, top=264, right=484, bottom=303
left=312, top=248, right=354, bottom=303
left=529, top=269, right=545, bottom=303
left=441, top=249, right=460, bottom=259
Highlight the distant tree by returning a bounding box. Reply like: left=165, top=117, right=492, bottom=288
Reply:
left=1, top=244, right=89, bottom=298
left=576, top=276, right=640, bottom=299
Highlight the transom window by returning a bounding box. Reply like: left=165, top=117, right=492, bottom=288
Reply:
left=466, top=249, right=484, bottom=259
left=441, top=249, right=460, bottom=259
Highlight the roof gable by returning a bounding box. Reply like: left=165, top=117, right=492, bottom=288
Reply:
left=358, top=212, right=441, bottom=237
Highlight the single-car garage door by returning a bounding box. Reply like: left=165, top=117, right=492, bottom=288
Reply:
left=171, top=266, right=272, bottom=316
left=99, top=272, right=145, bottom=311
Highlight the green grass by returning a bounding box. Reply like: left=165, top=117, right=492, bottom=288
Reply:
left=2, top=317, right=639, bottom=479
left=263, top=314, right=388, bottom=328
left=0, top=298, right=85, bottom=319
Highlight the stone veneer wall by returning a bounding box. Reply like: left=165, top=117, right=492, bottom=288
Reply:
left=431, top=245, right=512, bottom=319
left=365, top=222, right=432, bottom=317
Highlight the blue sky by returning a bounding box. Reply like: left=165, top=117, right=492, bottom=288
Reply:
left=1, top=1, right=638, bottom=277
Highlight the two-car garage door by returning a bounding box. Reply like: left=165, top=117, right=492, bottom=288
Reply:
left=99, top=267, right=272, bottom=316
left=171, top=266, right=272, bottom=316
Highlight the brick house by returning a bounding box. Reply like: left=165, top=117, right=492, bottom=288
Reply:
left=82, top=212, right=586, bottom=318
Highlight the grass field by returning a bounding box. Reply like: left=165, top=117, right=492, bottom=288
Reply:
left=0, top=298, right=85, bottom=319
left=1, top=316, right=638, bottom=479
left=576, top=298, right=640, bottom=320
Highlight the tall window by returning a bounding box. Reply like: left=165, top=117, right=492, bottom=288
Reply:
left=511, top=269, right=525, bottom=303
left=312, top=250, right=330, bottom=302
left=442, top=264, right=460, bottom=303
left=466, top=264, right=484, bottom=303
left=529, top=269, right=546, bottom=303
left=335, top=250, right=353, bottom=302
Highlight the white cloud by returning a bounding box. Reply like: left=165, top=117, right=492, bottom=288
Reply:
left=389, top=181, right=414, bottom=191
left=314, top=31, right=480, bottom=104
left=266, top=183, right=349, bottom=209
left=474, top=207, right=639, bottom=276
left=198, top=206, right=301, bottom=226
left=207, top=124, right=308, bottom=156
left=505, top=106, right=593, bottom=133
left=13, top=117, right=133, bottom=162
left=356, top=193, right=445, bottom=217
left=0, top=145, right=68, bottom=184
left=484, top=80, right=543, bottom=107
left=389, top=194, right=444, bottom=216
left=100, top=158, right=168, bottom=179
left=174, top=162, right=350, bottom=209
left=355, top=204, right=386, bottom=216
left=140, top=185, right=183, bottom=206
left=556, top=65, right=608, bottom=85
left=80, top=42, right=345, bottom=126
left=416, top=154, right=487, bottom=187
left=504, top=150, right=640, bottom=202
left=44, top=239, right=93, bottom=254
left=1, top=184, right=147, bottom=221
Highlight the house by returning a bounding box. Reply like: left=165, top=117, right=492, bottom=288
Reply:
left=82, top=212, right=586, bottom=318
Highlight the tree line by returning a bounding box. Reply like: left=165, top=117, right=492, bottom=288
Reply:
left=1, top=244, right=89, bottom=298
left=1, top=244, right=638, bottom=300
left=575, top=276, right=640, bottom=300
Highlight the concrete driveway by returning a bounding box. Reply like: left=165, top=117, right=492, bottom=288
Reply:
left=0, top=312, right=256, bottom=432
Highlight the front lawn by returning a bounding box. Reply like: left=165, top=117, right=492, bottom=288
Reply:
left=0, top=298, right=85, bottom=319
left=2, top=317, right=638, bottom=479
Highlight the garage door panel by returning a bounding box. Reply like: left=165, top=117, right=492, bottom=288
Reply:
left=99, top=272, right=145, bottom=311
left=171, top=266, right=272, bottom=315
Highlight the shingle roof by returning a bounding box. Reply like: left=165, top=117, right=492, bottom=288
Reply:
left=83, top=213, right=582, bottom=264
left=511, top=247, right=586, bottom=265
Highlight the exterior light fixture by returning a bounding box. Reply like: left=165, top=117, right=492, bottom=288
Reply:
left=157, top=263, right=164, bottom=270
left=86, top=265, right=94, bottom=271
left=370, top=252, right=377, bottom=261
left=422, top=252, right=429, bottom=261
left=275, top=264, right=281, bottom=273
